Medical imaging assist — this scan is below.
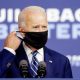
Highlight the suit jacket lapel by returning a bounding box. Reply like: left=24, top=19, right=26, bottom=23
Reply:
left=15, top=43, right=32, bottom=77
left=44, top=47, right=55, bottom=77
left=16, top=43, right=29, bottom=67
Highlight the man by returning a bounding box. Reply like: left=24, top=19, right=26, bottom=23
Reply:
left=0, top=6, right=73, bottom=78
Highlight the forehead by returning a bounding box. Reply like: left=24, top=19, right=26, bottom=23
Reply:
left=25, top=12, right=47, bottom=26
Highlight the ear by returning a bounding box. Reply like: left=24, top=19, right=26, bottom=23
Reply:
left=19, top=27, right=25, bottom=37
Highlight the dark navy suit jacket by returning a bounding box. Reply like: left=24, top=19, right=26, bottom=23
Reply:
left=0, top=44, right=73, bottom=78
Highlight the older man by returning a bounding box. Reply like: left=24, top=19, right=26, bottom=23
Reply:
left=0, top=6, right=72, bottom=78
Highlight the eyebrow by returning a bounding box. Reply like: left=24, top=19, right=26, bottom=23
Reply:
left=32, top=25, right=47, bottom=28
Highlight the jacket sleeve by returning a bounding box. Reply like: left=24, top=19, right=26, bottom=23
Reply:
left=64, top=58, right=73, bottom=78
left=0, top=49, right=15, bottom=77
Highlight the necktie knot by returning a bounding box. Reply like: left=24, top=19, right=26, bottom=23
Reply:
left=32, top=51, right=38, bottom=57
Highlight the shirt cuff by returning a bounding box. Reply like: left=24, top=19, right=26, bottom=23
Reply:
left=4, top=47, right=16, bottom=55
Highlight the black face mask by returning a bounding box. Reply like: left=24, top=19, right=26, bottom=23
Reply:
left=23, top=31, right=48, bottom=49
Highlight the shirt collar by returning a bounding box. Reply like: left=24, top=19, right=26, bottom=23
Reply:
left=23, top=42, right=44, bottom=56
left=23, top=42, right=32, bottom=56
left=37, top=48, right=44, bottom=57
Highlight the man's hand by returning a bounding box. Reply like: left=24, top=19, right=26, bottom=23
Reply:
left=4, top=32, right=21, bottom=51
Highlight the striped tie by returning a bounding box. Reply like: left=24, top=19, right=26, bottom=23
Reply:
left=30, top=51, right=39, bottom=77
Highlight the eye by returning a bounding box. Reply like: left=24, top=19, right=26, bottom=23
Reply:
left=42, top=26, right=47, bottom=28
left=33, top=26, right=39, bottom=28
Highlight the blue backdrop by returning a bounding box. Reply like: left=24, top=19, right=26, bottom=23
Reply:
left=0, top=0, right=80, bottom=78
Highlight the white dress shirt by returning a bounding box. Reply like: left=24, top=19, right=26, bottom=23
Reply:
left=23, top=42, right=44, bottom=64
left=4, top=43, right=44, bottom=64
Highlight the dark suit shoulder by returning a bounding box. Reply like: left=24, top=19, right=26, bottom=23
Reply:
left=44, top=47, right=72, bottom=78
left=44, top=46, right=69, bottom=62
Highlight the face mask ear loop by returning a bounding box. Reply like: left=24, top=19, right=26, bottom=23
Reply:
left=16, top=30, right=25, bottom=41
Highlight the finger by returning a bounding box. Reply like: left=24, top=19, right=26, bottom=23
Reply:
left=10, top=31, right=16, bottom=36
left=12, top=31, right=16, bottom=35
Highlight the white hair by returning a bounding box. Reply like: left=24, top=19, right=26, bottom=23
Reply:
left=18, top=6, right=46, bottom=27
